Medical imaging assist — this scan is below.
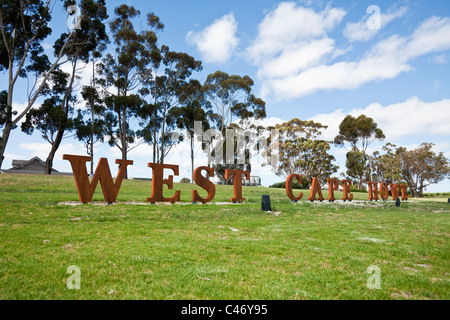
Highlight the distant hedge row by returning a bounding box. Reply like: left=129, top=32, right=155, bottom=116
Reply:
left=269, top=178, right=310, bottom=190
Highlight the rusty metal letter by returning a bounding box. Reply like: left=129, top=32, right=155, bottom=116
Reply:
left=368, top=182, right=379, bottom=201
left=389, top=183, right=399, bottom=200
left=63, top=154, right=133, bottom=203
left=192, top=166, right=216, bottom=204
left=225, top=169, right=250, bottom=203
left=399, top=184, right=408, bottom=200
left=147, top=163, right=181, bottom=203
left=307, top=177, right=325, bottom=202
left=341, top=179, right=354, bottom=201
left=380, top=182, right=389, bottom=200
left=285, top=174, right=303, bottom=202
left=327, top=178, right=339, bottom=201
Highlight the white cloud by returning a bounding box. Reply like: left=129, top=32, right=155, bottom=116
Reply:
left=343, top=6, right=407, bottom=42
left=19, top=142, right=87, bottom=160
left=406, top=16, right=450, bottom=57
left=433, top=54, right=447, bottom=64
left=42, top=42, right=53, bottom=52
left=59, top=60, right=94, bottom=106
left=247, top=2, right=346, bottom=63
left=433, top=79, right=441, bottom=92
left=19, top=143, right=50, bottom=159
left=309, top=96, right=450, bottom=142
left=186, top=13, right=239, bottom=63
left=11, top=101, right=35, bottom=125
left=256, top=38, right=335, bottom=79
left=234, top=116, right=286, bottom=128
left=261, top=16, right=450, bottom=100
left=127, top=141, right=153, bottom=158
left=308, top=108, right=346, bottom=141
left=433, top=141, right=450, bottom=158
left=2, top=152, right=25, bottom=169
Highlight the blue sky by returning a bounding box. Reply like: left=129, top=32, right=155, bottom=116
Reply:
left=2, top=0, right=450, bottom=191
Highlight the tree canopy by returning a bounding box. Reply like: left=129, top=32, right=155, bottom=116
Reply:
left=397, top=143, right=450, bottom=197
left=335, top=114, right=385, bottom=189
left=273, top=118, right=338, bottom=182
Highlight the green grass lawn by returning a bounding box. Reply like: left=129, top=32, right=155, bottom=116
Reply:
left=0, top=173, right=449, bottom=299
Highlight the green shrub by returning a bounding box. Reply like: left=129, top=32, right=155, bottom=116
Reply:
left=350, top=185, right=368, bottom=193
left=270, top=177, right=310, bottom=189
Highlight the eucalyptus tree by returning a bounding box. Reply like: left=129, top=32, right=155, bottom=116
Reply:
left=170, top=90, right=211, bottom=182
left=202, top=71, right=266, bottom=183
left=334, top=114, right=385, bottom=189
left=344, top=147, right=368, bottom=187
left=136, top=101, right=161, bottom=163
left=99, top=5, right=163, bottom=177
left=273, top=118, right=338, bottom=182
left=396, top=143, right=450, bottom=197
left=19, top=0, right=108, bottom=174
left=0, top=0, right=107, bottom=169
left=369, top=143, right=402, bottom=184
left=73, top=42, right=108, bottom=176
left=21, top=69, right=77, bottom=172
left=203, top=71, right=266, bottom=132
left=73, top=83, right=106, bottom=175
left=0, top=0, right=52, bottom=169
left=138, top=46, right=202, bottom=164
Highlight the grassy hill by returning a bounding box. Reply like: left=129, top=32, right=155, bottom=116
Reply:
left=0, top=173, right=449, bottom=299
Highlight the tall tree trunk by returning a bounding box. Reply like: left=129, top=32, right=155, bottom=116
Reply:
left=153, top=95, right=157, bottom=164
left=0, top=58, right=15, bottom=170
left=45, top=126, right=65, bottom=175
left=44, top=60, right=77, bottom=175
left=419, top=182, right=424, bottom=198
left=411, top=181, right=419, bottom=198
left=122, top=147, right=128, bottom=179
left=0, top=121, right=13, bottom=169
left=160, top=104, right=166, bottom=164
left=0, top=25, right=77, bottom=169
left=90, top=106, right=94, bottom=175
left=90, top=60, right=95, bottom=175
left=122, top=108, right=128, bottom=179
left=152, top=118, right=156, bottom=163
left=190, top=135, right=194, bottom=183
left=414, top=177, right=419, bottom=198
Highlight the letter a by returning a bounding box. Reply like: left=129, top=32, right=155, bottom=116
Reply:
left=307, top=177, right=324, bottom=202
left=63, top=155, right=133, bottom=203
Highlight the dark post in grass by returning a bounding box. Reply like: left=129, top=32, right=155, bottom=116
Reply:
left=261, top=195, right=271, bottom=212
left=395, top=198, right=401, bottom=207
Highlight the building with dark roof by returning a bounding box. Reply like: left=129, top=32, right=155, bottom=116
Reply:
left=7, top=156, right=59, bottom=174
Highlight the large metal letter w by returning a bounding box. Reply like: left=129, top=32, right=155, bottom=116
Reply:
left=63, top=155, right=133, bottom=203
